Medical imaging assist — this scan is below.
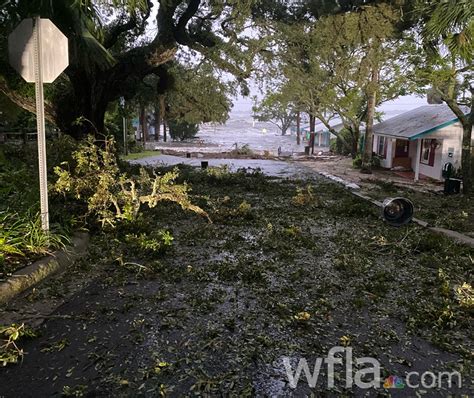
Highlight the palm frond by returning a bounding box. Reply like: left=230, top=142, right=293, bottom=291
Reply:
left=419, top=0, right=474, bottom=60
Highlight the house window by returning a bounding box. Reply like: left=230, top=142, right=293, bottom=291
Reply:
left=420, top=139, right=436, bottom=167
left=377, top=136, right=386, bottom=158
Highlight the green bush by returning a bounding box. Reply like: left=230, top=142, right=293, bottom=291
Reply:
left=0, top=211, right=69, bottom=277
left=128, top=140, right=145, bottom=154
left=230, top=144, right=253, bottom=156
left=371, top=155, right=381, bottom=168
left=168, top=120, right=199, bottom=141
left=352, top=154, right=381, bottom=169
left=330, top=129, right=352, bottom=155
left=352, top=155, right=363, bottom=169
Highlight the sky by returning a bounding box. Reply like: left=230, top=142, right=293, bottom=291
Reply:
left=231, top=92, right=428, bottom=121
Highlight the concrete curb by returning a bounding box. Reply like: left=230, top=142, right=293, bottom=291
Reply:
left=317, top=172, right=474, bottom=248
left=428, top=227, right=474, bottom=247
left=0, top=232, right=89, bottom=305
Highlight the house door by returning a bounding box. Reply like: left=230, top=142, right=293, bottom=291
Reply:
left=395, top=140, right=409, bottom=158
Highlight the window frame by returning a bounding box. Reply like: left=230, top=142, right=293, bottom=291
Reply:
left=420, top=139, right=436, bottom=167
left=377, top=136, right=386, bottom=158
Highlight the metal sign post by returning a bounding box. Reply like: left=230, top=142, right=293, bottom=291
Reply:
left=8, top=17, right=69, bottom=232
left=123, top=116, right=128, bottom=156
left=33, top=17, right=49, bottom=231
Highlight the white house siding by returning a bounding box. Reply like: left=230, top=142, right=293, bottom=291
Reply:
left=411, top=123, right=464, bottom=181
left=372, top=136, right=395, bottom=168
left=373, top=123, right=474, bottom=181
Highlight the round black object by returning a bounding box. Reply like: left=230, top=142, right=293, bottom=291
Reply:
left=382, top=197, right=414, bottom=227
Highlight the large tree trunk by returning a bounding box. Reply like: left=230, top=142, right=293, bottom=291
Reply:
left=362, top=68, right=379, bottom=173
left=351, top=126, right=360, bottom=159
left=309, top=114, right=316, bottom=132
left=296, top=111, right=301, bottom=145
left=461, top=122, right=473, bottom=194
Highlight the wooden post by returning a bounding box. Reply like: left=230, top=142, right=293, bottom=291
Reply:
left=296, top=112, right=301, bottom=146
left=415, top=139, right=421, bottom=182
left=154, top=105, right=160, bottom=141
left=362, top=68, right=379, bottom=171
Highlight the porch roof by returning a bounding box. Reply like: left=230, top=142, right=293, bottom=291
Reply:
left=373, top=105, right=467, bottom=141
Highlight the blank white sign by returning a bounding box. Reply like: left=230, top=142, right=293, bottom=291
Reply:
left=8, top=18, right=69, bottom=83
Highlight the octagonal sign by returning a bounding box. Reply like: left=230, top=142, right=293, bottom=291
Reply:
left=8, top=18, right=69, bottom=83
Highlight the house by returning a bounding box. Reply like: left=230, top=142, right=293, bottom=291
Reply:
left=293, top=121, right=345, bottom=147
left=372, top=104, right=472, bottom=181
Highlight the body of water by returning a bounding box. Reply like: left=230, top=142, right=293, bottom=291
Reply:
left=149, top=95, right=428, bottom=155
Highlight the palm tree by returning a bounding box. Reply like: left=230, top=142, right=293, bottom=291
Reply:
left=416, top=0, right=474, bottom=193
left=419, top=0, right=474, bottom=61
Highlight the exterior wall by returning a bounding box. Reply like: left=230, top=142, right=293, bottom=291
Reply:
left=408, top=139, right=418, bottom=168
left=375, top=122, right=473, bottom=182
left=411, top=123, right=464, bottom=181
left=373, top=135, right=394, bottom=168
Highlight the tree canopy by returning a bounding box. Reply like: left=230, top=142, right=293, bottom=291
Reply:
left=0, top=0, right=260, bottom=136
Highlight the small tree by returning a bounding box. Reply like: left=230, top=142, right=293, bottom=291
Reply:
left=270, top=5, right=418, bottom=160
left=252, top=92, right=295, bottom=135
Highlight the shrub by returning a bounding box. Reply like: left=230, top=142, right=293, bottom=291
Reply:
left=352, top=155, right=363, bottom=169
left=353, top=154, right=381, bottom=169
left=168, top=120, right=199, bottom=141
left=128, top=141, right=145, bottom=154
left=230, top=143, right=254, bottom=156
left=371, top=155, right=381, bottom=168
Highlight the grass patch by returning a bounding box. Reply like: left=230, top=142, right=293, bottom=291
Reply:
left=0, top=211, right=70, bottom=278
left=364, top=182, right=474, bottom=233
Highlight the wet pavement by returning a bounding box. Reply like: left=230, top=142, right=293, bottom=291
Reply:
left=1, top=171, right=472, bottom=397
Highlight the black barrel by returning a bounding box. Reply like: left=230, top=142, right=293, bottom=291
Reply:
left=382, top=197, right=414, bottom=227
